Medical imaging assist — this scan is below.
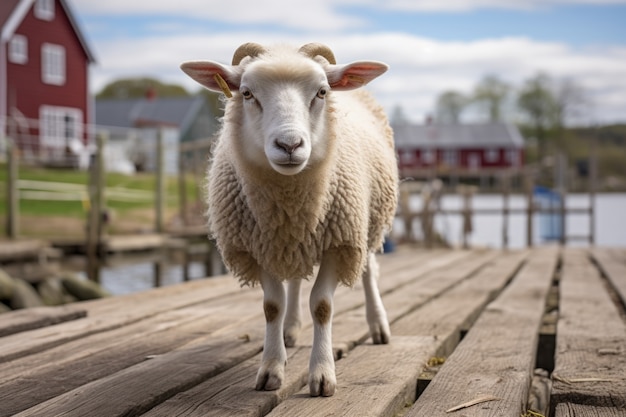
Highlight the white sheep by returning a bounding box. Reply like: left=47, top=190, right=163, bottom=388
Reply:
left=181, top=43, right=398, bottom=397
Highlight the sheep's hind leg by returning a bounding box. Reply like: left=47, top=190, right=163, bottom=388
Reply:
left=256, top=271, right=287, bottom=391
left=309, top=253, right=339, bottom=397
left=363, top=253, right=390, bottom=344
left=284, top=278, right=302, bottom=347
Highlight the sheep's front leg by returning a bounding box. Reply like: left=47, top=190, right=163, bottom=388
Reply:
left=363, top=253, right=390, bottom=344
left=284, top=278, right=302, bottom=347
left=309, top=253, right=339, bottom=397
left=256, top=271, right=287, bottom=391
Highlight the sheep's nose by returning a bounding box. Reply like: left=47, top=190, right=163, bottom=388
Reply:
left=275, top=138, right=303, bottom=155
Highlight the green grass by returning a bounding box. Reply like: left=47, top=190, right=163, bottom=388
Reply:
left=0, top=164, right=202, bottom=218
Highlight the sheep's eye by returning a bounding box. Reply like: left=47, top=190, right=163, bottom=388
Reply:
left=241, top=89, right=254, bottom=100
left=316, top=87, right=327, bottom=99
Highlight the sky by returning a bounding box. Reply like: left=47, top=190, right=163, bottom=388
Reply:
left=73, top=0, right=626, bottom=125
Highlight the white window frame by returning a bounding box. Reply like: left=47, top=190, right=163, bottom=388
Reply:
left=9, top=35, right=28, bottom=64
left=421, top=149, right=434, bottom=164
left=485, top=148, right=499, bottom=163
left=399, top=149, right=415, bottom=165
left=41, top=43, right=65, bottom=85
left=35, top=0, right=55, bottom=21
left=443, top=149, right=458, bottom=167
left=40, top=106, right=83, bottom=150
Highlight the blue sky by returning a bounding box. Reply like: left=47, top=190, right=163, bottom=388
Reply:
left=74, top=0, right=626, bottom=124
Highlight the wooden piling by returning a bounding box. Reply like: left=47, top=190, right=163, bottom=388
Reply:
left=86, top=132, right=107, bottom=283
left=6, top=138, right=19, bottom=239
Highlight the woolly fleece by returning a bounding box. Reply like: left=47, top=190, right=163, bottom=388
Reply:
left=207, top=58, right=397, bottom=287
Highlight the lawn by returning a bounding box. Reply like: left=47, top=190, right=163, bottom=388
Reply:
left=0, top=164, right=204, bottom=238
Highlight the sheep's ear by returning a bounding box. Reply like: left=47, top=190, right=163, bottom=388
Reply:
left=180, top=61, right=240, bottom=96
left=326, top=61, right=388, bottom=91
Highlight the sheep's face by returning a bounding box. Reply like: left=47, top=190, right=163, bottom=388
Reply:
left=180, top=44, right=389, bottom=176
left=237, top=59, right=330, bottom=176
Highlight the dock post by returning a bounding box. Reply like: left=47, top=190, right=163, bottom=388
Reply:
left=154, top=128, right=166, bottom=286
left=87, top=132, right=107, bottom=283
left=6, top=138, right=19, bottom=239
left=501, top=171, right=510, bottom=249
left=525, top=169, right=534, bottom=248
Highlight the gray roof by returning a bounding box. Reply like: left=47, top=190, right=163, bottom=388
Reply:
left=393, top=122, right=525, bottom=149
left=95, top=96, right=205, bottom=132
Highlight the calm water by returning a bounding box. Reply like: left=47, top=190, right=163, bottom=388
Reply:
left=97, top=193, right=626, bottom=295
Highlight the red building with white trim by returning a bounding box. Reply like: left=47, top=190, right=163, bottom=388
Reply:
left=0, top=0, right=95, bottom=164
left=393, top=122, right=525, bottom=178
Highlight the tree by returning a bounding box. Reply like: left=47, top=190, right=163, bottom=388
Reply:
left=517, top=73, right=557, bottom=162
left=473, top=74, right=510, bottom=123
left=435, top=90, right=467, bottom=124
left=96, top=77, right=190, bottom=99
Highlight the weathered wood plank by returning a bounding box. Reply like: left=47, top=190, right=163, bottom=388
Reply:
left=590, top=247, right=626, bottom=308
left=0, top=305, right=86, bottom=337
left=551, top=248, right=626, bottom=412
left=141, top=345, right=314, bottom=417
left=0, top=275, right=241, bottom=362
left=139, top=250, right=500, bottom=417
left=332, top=250, right=501, bottom=350
left=12, top=326, right=265, bottom=417
left=0, top=239, right=48, bottom=261
left=392, top=250, right=528, bottom=355
left=406, top=247, right=559, bottom=416
left=555, top=403, right=626, bottom=417
left=0, top=288, right=264, bottom=416
left=267, top=337, right=436, bottom=417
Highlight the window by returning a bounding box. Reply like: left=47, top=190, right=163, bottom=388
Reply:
left=421, top=149, right=434, bottom=164
left=40, top=106, right=83, bottom=149
left=485, top=148, right=499, bottom=163
left=443, top=149, right=458, bottom=167
left=41, top=43, right=65, bottom=85
left=9, top=35, right=28, bottom=64
left=35, top=0, right=55, bottom=20
left=399, top=149, right=415, bottom=165
left=506, top=149, right=520, bottom=167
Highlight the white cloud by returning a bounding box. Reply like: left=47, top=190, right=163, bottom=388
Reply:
left=90, top=31, right=626, bottom=125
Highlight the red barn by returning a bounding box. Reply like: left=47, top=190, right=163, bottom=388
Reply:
left=393, top=122, right=525, bottom=178
left=0, top=0, right=95, bottom=165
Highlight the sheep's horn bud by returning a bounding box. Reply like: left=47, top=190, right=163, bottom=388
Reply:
left=232, top=43, right=266, bottom=66
left=299, top=43, right=336, bottom=65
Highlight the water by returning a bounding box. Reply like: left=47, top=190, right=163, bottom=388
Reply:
left=397, top=192, right=626, bottom=249
left=97, top=193, right=626, bottom=295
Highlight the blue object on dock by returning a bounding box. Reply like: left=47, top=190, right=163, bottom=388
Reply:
left=534, top=186, right=562, bottom=241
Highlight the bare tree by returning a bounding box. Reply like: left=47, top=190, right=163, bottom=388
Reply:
left=436, top=90, right=468, bottom=124
left=473, top=74, right=510, bottom=123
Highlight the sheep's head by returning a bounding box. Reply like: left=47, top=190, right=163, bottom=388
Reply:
left=181, top=43, right=388, bottom=176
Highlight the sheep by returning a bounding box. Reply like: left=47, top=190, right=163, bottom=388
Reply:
left=180, top=43, right=398, bottom=397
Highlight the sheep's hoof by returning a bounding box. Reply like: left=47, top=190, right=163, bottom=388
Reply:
left=255, top=361, right=284, bottom=391
left=283, top=322, right=301, bottom=347
left=309, top=370, right=336, bottom=397
left=370, top=322, right=391, bottom=344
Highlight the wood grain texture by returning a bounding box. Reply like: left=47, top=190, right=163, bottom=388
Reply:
left=555, top=403, right=626, bottom=417
left=0, top=305, right=86, bottom=337
left=551, top=249, right=626, bottom=412
left=406, top=247, right=559, bottom=416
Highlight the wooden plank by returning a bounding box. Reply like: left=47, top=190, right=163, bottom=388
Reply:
left=392, top=250, right=528, bottom=354
left=12, top=326, right=265, bottom=417
left=551, top=248, right=626, bottom=411
left=141, top=345, right=314, bottom=417
left=332, top=250, right=501, bottom=350
left=0, top=305, right=87, bottom=337
left=140, top=250, right=502, bottom=417
left=267, top=337, right=436, bottom=417
left=590, top=247, right=626, bottom=308
left=0, top=275, right=240, bottom=362
left=0, top=288, right=263, bottom=416
left=0, top=239, right=47, bottom=261
left=406, top=247, right=559, bottom=416
left=556, top=403, right=626, bottom=417
left=103, top=234, right=166, bottom=252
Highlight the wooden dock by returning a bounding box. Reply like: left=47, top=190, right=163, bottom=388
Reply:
left=1, top=247, right=625, bottom=417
